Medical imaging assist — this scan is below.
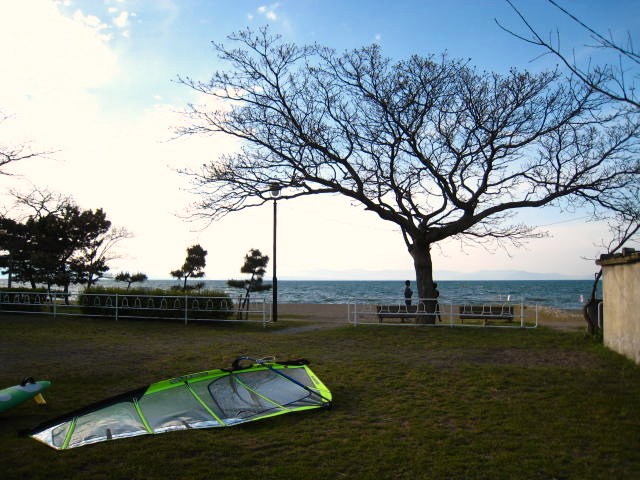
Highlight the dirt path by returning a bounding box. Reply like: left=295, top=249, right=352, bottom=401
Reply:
left=534, top=307, right=586, bottom=331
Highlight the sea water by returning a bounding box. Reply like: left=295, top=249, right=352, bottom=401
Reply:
left=96, top=279, right=600, bottom=310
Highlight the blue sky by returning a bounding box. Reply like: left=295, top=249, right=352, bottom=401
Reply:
left=0, top=0, right=638, bottom=280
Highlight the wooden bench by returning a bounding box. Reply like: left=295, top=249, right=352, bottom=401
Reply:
left=458, top=304, right=514, bottom=324
left=376, top=304, right=436, bottom=323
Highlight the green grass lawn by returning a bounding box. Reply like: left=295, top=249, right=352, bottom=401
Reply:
left=1, top=314, right=639, bottom=479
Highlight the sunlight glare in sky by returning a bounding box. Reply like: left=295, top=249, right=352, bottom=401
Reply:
left=0, top=0, right=636, bottom=280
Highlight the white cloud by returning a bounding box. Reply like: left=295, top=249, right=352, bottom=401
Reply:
left=256, top=3, right=280, bottom=22
left=0, top=1, right=253, bottom=280
left=0, top=2, right=118, bottom=122
left=0, top=1, right=119, bottom=202
left=71, top=9, right=112, bottom=41
left=113, top=10, right=129, bottom=28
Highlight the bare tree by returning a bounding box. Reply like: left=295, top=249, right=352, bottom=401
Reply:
left=70, top=225, right=133, bottom=289
left=497, top=0, right=639, bottom=109
left=178, top=29, right=639, bottom=319
left=498, top=0, right=640, bottom=333
left=9, top=188, right=74, bottom=219
left=581, top=183, right=639, bottom=334
left=1, top=111, right=51, bottom=175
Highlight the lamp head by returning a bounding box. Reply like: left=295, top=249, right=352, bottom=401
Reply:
left=269, top=182, right=281, bottom=199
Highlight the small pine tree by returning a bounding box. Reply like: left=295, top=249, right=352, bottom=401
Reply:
left=227, top=248, right=270, bottom=318
left=114, top=271, right=148, bottom=290
left=171, top=244, right=207, bottom=291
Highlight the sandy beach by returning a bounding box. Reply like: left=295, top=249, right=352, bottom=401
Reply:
left=277, top=303, right=586, bottom=331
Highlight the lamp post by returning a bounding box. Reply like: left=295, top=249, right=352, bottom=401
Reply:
left=0, top=228, right=11, bottom=289
left=269, top=183, right=281, bottom=322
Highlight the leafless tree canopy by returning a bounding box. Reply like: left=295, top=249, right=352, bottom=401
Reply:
left=9, top=188, right=74, bottom=219
left=178, top=28, right=639, bottom=301
left=498, top=0, right=640, bottom=333
left=498, top=0, right=640, bottom=240
left=498, top=0, right=640, bottom=110
left=0, top=112, right=40, bottom=175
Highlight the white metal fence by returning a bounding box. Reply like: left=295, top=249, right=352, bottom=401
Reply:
left=2, top=291, right=540, bottom=328
left=0, top=291, right=270, bottom=326
left=348, top=297, right=538, bottom=328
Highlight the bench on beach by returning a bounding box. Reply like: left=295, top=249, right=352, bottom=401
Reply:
left=458, top=304, right=515, bottom=324
left=376, top=303, right=436, bottom=323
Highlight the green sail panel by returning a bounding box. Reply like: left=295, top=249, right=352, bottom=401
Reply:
left=30, top=358, right=331, bottom=450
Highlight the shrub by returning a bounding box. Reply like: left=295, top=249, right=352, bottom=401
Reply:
left=0, top=287, right=51, bottom=313
left=78, top=286, right=235, bottom=320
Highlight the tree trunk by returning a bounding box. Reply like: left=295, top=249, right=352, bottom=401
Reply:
left=583, top=299, right=601, bottom=335
left=242, top=273, right=256, bottom=320
left=409, top=240, right=437, bottom=324
left=583, top=269, right=603, bottom=335
left=7, top=259, right=12, bottom=289
left=63, top=282, right=71, bottom=305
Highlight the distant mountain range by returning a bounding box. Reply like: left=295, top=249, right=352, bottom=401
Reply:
left=435, top=269, right=588, bottom=281
left=281, top=268, right=589, bottom=281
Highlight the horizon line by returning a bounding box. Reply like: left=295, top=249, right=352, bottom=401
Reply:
left=133, top=277, right=593, bottom=282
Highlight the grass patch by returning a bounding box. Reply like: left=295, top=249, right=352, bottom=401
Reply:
left=1, top=314, right=639, bottom=479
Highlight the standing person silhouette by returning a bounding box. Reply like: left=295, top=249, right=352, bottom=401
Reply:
left=433, top=282, right=441, bottom=321
left=404, top=280, right=413, bottom=306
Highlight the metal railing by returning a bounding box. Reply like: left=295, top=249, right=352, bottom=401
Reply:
left=0, top=291, right=270, bottom=326
left=348, top=297, right=538, bottom=328
left=2, top=291, right=540, bottom=328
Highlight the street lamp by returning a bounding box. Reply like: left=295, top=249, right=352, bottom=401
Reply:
left=269, top=183, right=281, bottom=322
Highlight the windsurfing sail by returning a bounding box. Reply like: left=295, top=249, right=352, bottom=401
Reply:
left=29, top=357, right=331, bottom=450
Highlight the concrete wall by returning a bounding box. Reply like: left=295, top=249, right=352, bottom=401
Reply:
left=598, top=251, right=640, bottom=365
